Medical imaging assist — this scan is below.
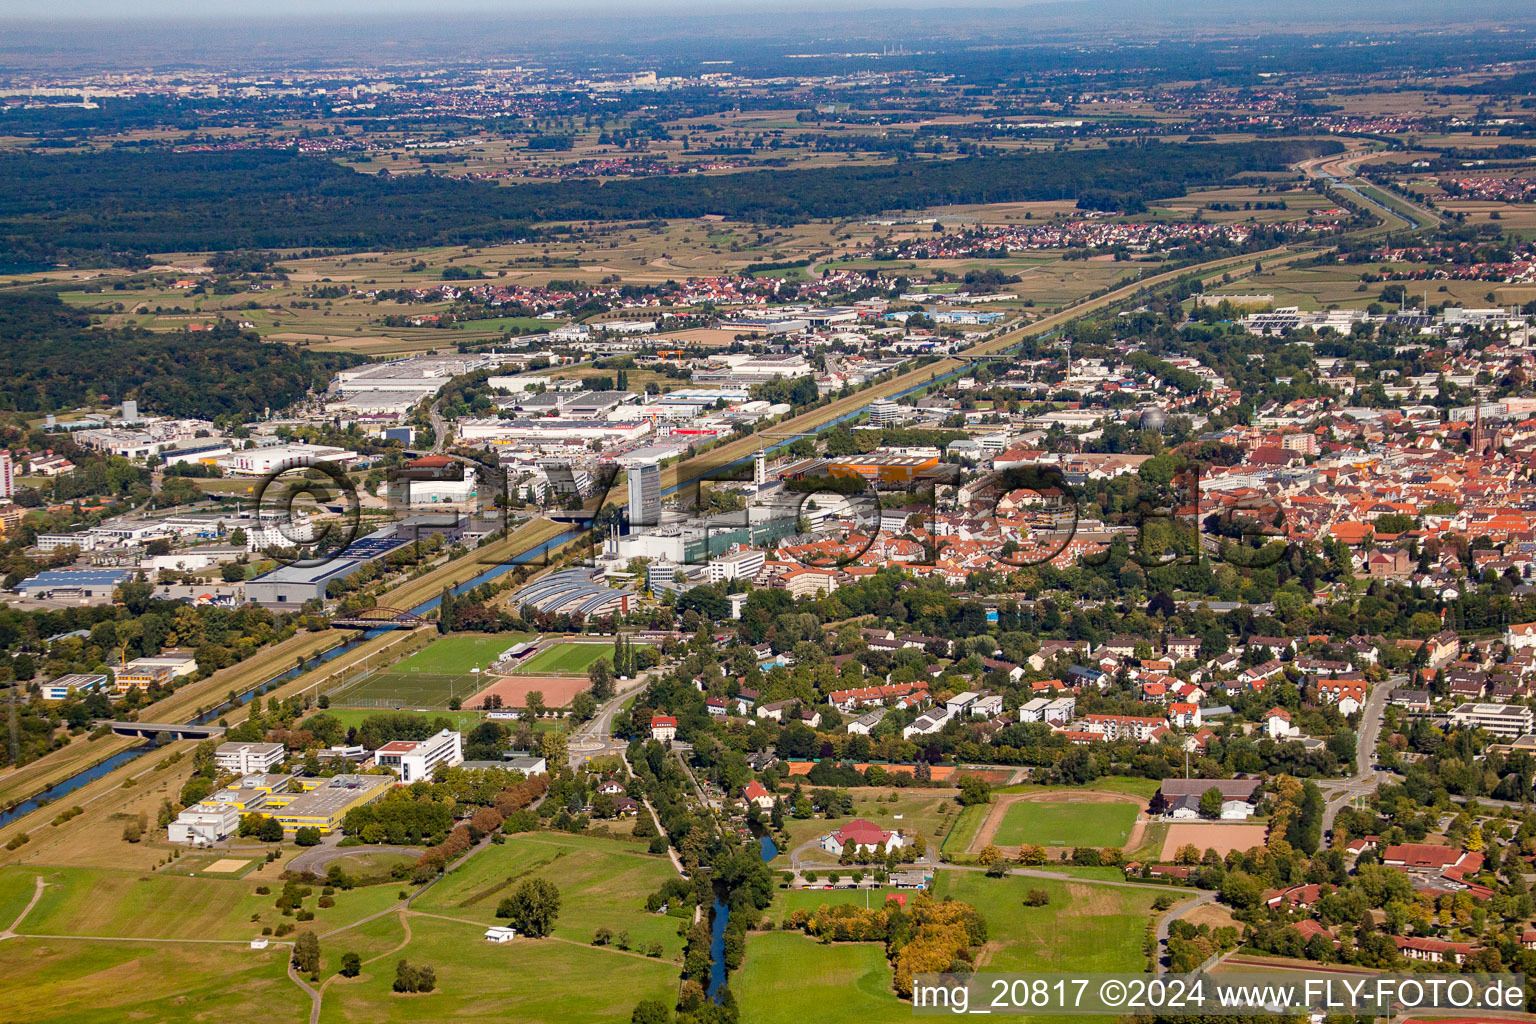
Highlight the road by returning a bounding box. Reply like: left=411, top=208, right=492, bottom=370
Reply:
left=288, top=836, right=423, bottom=876
left=566, top=672, right=651, bottom=768
left=1155, top=889, right=1216, bottom=973
left=1319, top=674, right=1400, bottom=834
left=429, top=398, right=448, bottom=453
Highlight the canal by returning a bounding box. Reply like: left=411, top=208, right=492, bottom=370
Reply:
left=0, top=528, right=581, bottom=829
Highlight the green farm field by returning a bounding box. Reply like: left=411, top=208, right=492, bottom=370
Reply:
left=410, top=832, right=686, bottom=958
left=992, top=802, right=1138, bottom=848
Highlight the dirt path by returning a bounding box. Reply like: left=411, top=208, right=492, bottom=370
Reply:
left=970, top=790, right=1149, bottom=856
left=0, top=876, right=44, bottom=940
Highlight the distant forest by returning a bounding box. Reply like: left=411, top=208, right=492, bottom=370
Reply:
left=0, top=139, right=1341, bottom=263
left=0, top=292, right=360, bottom=419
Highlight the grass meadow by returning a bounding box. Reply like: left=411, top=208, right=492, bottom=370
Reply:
left=410, top=832, right=686, bottom=957
left=992, top=802, right=1138, bottom=848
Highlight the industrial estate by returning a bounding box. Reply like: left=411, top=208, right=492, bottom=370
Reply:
left=3, top=2, right=1536, bottom=1022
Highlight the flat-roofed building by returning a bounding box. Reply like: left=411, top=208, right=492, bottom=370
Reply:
left=215, top=741, right=287, bottom=775
left=40, top=672, right=108, bottom=701
left=826, top=453, right=940, bottom=486
left=374, top=729, right=463, bottom=783
left=261, top=774, right=393, bottom=834
left=168, top=801, right=242, bottom=845
left=1450, top=702, right=1534, bottom=737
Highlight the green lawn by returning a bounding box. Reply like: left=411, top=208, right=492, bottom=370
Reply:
left=736, top=931, right=904, bottom=1024
left=0, top=866, right=40, bottom=930
left=459, top=316, right=556, bottom=334
left=0, top=938, right=308, bottom=1024
left=15, top=865, right=402, bottom=941
left=993, top=802, right=1138, bottom=848
left=771, top=885, right=910, bottom=918
left=942, top=802, right=989, bottom=854
left=319, top=914, right=679, bottom=1024
left=513, top=642, right=641, bottom=676
left=931, top=871, right=1157, bottom=973
left=411, top=832, right=685, bottom=957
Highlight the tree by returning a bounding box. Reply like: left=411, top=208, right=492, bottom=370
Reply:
left=1199, top=787, right=1225, bottom=819
left=571, top=691, right=597, bottom=722
left=339, top=952, right=361, bottom=977
left=294, top=826, right=322, bottom=847
left=258, top=817, right=284, bottom=842
left=538, top=728, right=568, bottom=769
left=588, top=657, right=615, bottom=702
left=957, top=774, right=991, bottom=806
left=292, top=931, right=320, bottom=975
left=1219, top=871, right=1263, bottom=911
left=524, top=690, right=546, bottom=720
left=498, top=878, right=561, bottom=937
left=631, top=999, right=672, bottom=1024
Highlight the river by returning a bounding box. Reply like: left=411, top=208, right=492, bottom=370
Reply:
left=0, top=527, right=581, bottom=828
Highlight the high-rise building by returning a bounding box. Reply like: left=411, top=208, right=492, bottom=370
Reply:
left=753, top=449, right=767, bottom=486
left=628, top=460, right=661, bottom=528
left=121, top=400, right=139, bottom=423
left=870, top=399, right=903, bottom=426
left=0, top=452, right=12, bottom=500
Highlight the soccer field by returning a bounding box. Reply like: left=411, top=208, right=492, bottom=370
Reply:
left=393, top=634, right=531, bottom=674
left=512, top=641, right=642, bottom=676
left=324, top=634, right=532, bottom=709
left=993, top=801, right=1138, bottom=848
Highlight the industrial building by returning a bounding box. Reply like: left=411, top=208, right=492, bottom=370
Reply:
left=261, top=774, right=394, bottom=834
left=243, top=526, right=417, bottom=605
left=12, top=568, right=130, bottom=602
left=826, top=453, right=940, bottom=486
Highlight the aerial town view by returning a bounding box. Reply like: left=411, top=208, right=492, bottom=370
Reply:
left=4, top=0, right=1536, bottom=1021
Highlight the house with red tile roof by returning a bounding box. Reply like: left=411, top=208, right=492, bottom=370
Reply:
left=820, top=817, right=906, bottom=856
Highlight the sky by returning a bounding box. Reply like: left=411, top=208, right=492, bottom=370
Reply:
left=4, top=0, right=1070, bottom=19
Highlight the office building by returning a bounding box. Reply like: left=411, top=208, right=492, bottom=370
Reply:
left=374, top=729, right=463, bottom=783
left=1449, top=702, right=1534, bottom=737
left=628, top=460, right=661, bottom=528
left=215, top=741, right=287, bottom=775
